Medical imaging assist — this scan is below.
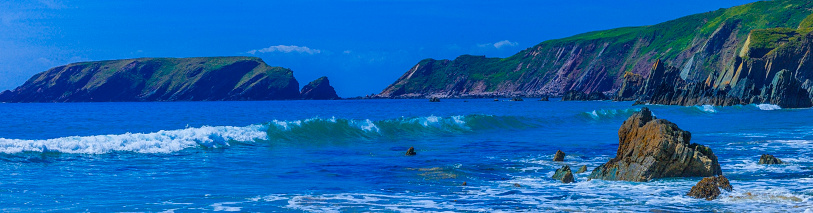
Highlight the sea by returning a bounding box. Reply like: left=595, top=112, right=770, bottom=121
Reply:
left=0, top=99, right=811, bottom=212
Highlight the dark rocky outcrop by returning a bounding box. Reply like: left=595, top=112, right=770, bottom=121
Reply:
left=0, top=57, right=302, bottom=102
left=539, top=96, right=549, bottom=101
left=588, top=108, right=723, bottom=181
left=300, top=76, right=340, bottom=100
left=561, top=90, right=609, bottom=101
left=429, top=97, right=440, bottom=102
left=687, top=176, right=733, bottom=200
left=511, top=97, right=524, bottom=101
left=758, top=154, right=783, bottom=164
left=576, top=165, right=588, bottom=174
left=553, top=150, right=565, bottom=161
left=552, top=165, right=575, bottom=183
left=406, top=147, right=417, bottom=156
left=375, top=1, right=813, bottom=101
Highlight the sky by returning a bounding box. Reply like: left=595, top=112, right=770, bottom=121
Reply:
left=0, top=0, right=761, bottom=97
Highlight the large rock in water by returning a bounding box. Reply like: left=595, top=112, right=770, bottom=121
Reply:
left=687, top=176, right=733, bottom=200
left=0, top=57, right=301, bottom=102
left=552, top=165, right=575, bottom=183
left=758, top=154, right=783, bottom=164
left=300, top=76, right=340, bottom=100
left=588, top=107, right=723, bottom=181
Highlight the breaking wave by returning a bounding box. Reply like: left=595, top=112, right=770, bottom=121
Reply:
left=0, top=115, right=536, bottom=154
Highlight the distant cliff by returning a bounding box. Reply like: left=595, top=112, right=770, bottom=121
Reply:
left=0, top=57, right=304, bottom=102
left=377, top=0, right=813, bottom=101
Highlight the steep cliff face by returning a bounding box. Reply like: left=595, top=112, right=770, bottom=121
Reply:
left=377, top=0, right=813, bottom=99
left=300, top=76, right=340, bottom=100
left=619, top=21, right=813, bottom=108
left=0, top=57, right=301, bottom=102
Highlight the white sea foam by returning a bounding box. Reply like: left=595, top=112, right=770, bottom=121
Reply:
left=698, top=105, right=717, bottom=113
left=0, top=124, right=268, bottom=154
left=756, top=104, right=782, bottom=110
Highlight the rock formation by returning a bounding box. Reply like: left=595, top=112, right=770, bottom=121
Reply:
left=406, top=147, right=417, bottom=156
left=0, top=57, right=301, bottom=102
left=758, top=154, right=783, bottom=164
left=552, top=165, right=575, bottom=183
left=429, top=97, right=440, bottom=102
left=687, top=176, right=733, bottom=200
left=300, top=76, right=340, bottom=100
left=576, top=165, right=588, bottom=174
left=588, top=107, right=723, bottom=181
left=539, top=96, right=550, bottom=101
left=562, top=90, right=609, bottom=101
left=511, top=97, right=524, bottom=101
left=553, top=150, right=565, bottom=161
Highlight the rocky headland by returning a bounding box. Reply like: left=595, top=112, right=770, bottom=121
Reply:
left=374, top=0, right=813, bottom=108
left=0, top=57, right=341, bottom=102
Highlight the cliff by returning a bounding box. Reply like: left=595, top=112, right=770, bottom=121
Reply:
left=618, top=19, right=813, bottom=108
left=0, top=57, right=302, bottom=102
left=300, top=76, right=340, bottom=100
left=377, top=0, right=813, bottom=100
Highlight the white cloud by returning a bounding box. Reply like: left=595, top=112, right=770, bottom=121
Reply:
left=493, top=40, right=518, bottom=49
left=247, top=45, right=321, bottom=55
left=478, top=40, right=519, bottom=49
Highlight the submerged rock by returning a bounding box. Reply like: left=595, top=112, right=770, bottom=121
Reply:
left=493, top=99, right=500, bottom=101
left=406, top=147, right=417, bottom=156
left=553, top=150, right=565, bottom=161
left=552, top=165, right=574, bottom=183
left=588, top=107, right=722, bottom=181
left=758, top=154, right=783, bottom=164
left=429, top=97, right=441, bottom=102
left=576, top=165, right=588, bottom=174
left=687, top=176, right=733, bottom=200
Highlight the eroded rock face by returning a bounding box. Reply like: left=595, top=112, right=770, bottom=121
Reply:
left=561, top=90, right=609, bottom=101
left=300, top=76, right=340, bottom=100
left=758, top=154, right=783, bottom=164
left=576, top=165, right=588, bottom=174
left=687, top=176, right=733, bottom=200
left=588, top=107, right=723, bottom=181
left=553, top=150, right=565, bottom=161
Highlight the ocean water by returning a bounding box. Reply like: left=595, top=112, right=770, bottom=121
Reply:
left=0, top=99, right=811, bottom=212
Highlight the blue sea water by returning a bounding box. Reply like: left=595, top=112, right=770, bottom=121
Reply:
left=0, top=99, right=811, bottom=212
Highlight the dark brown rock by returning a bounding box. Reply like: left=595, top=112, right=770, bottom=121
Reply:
left=405, top=147, right=417, bottom=156
left=511, top=97, right=524, bottom=101
left=687, top=176, right=733, bottom=200
left=552, top=165, right=574, bottom=183
left=758, top=154, right=783, bottom=164
left=588, top=107, right=723, bottom=181
left=539, top=96, right=549, bottom=101
left=553, top=150, right=565, bottom=161
left=429, top=97, right=440, bottom=102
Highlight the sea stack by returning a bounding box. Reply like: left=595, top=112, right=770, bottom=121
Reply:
left=588, top=107, right=722, bottom=181
left=552, top=165, right=575, bottom=183
left=553, top=150, right=565, bottom=161
left=758, top=154, right=783, bottom=164
left=300, top=76, right=340, bottom=100
left=687, top=176, right=733, bottom=200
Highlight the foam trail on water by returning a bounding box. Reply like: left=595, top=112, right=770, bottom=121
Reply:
left=755, top=104, right=781, bottom=111
left=0, top=125, right=269, bottom=154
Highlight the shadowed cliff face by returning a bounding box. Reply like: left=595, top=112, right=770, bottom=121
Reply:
left=377, top=0, right=813, bottom=99
left=618, top=22, right=813, bottom=108
left=300, top=76, right=340, bottom=100
left=0, top=57, right=301, bottom=102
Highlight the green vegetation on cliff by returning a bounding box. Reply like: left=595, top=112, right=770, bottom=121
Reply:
left=379, top=0, right=813, bottom=98
left=0, top=57, right=301, bottom=102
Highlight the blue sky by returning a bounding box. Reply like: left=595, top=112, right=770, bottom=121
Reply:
left=0, top=0, right=759, bottom=97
